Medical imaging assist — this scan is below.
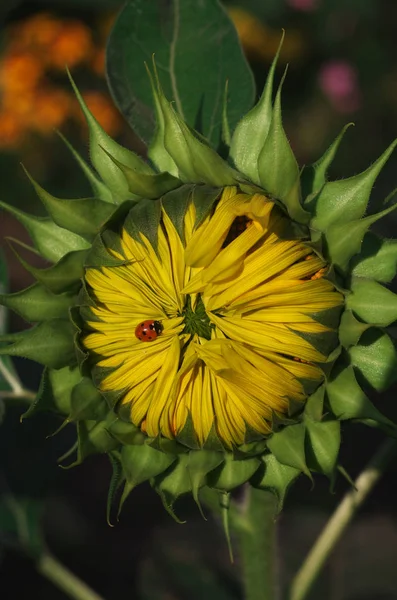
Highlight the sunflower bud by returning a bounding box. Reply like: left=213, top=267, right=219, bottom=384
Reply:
left=1, top=44, right=397, bottom=527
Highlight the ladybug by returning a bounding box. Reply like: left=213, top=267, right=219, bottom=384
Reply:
left=135, top=320, right=163, bottom=342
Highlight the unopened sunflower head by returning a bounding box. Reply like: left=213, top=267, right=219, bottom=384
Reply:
left=1, top=46, right=397, bottom=523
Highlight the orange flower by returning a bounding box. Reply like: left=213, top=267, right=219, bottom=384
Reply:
left=47, top=22, right=94, bottom=70
left=27, top=89, right=73, bottom=134
left=1, top=89, right=36, bottom=120
left=0, top=53, right=43, bottom=93
left=0, top=110, right=25, bottom=148
left=9, top=13, right=62, bottom=51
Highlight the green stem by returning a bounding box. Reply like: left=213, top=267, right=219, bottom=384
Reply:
left=0, top=358, right=36, bottom=402
left=37, top=553, right=106, bottom=600
left=235, top=486, right=279, bottom=600
left=289, top=438, right=397, bottom=600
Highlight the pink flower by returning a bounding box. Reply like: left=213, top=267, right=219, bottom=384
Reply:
left=318, top=60, right=361, bottom=114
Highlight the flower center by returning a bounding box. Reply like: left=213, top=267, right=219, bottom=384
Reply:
left=182, top=295, right=212, bottom=339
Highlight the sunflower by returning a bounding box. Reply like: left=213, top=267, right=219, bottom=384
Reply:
left=1, top=46, right=396, bottom=521
left=84, top=187, right=342, bottom=448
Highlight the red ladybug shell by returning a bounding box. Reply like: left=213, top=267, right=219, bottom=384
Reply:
left=135, top=320, right=163, bottom=342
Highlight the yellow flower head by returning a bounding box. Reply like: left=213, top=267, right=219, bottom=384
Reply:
left=83, top=187, right=342, bottom=448
left=1, top=21, right=396, bottom=525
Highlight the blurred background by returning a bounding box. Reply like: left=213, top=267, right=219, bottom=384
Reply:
left=1, top=1, right=397, bottom=599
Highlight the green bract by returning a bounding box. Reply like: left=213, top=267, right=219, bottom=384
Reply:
left=1, top=36, right=397, bottom=535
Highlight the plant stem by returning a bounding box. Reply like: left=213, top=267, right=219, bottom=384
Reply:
left=0, top=359, right=36, bottom=402
left=235, top=486, right=279, bottom=600
left=37, top=553, right=106, bottom=600
left=290, top=437, right=397, bottom=600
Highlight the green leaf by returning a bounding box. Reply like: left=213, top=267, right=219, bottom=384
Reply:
left=124, top=199, right=162, bottom=250
left=304, top=384, right=325, bottom=421
left=0, top=252, right=19, bottom=395
left=153, top=452, right=192, bottom=522
left=106, top=0, right=254, bottom=147
left=305, top=418, right=340, bottom=478
left=230, top=32, right=283, bottom=184
left=188, top=450, right=224, bottom=517
left=0, top=320, right=76, bottom=369
left=145, top=63, right=179, bottom=176
left=162, top=184, right=195, bottom=242
left=326, top=364, right=395, bottom=428
left=267, top=423, right=309, bottom=476
left=257, top=70, right=310, bottom=224
left=0, top=283, right=75, bottom=323
left=325, top=201, right=397, bottom=271
left=107, top=419, right=142, bottom=445
left=103, top=149, right=182, bottom=199
left=253, top=453, right=300, bottom=512
left=120, top=444, right=176, bottom=513
left=192, top=185, right=222, bottom=228
left=349, top=329, right=397, bottom=392
left=338, top=309, right=372, bottom=348
left=350, top=232, right=397, bottom=283
left=74, top=415, right=120, bottom=465
left=302, top=123, right=354, bottom=198
left=70, top=377, right=108, bottom=421
left=207, top=453, right=260, bottom=491
left=67, top=70, right=153, bottom=201
left=147, top=61, right=238, bottom=186
left=23, top=366, right=81, bottom=419
left=106, top=451, right=124, bottom=527
left=23, top=168, right=116, bottom=241
left=0, top=201, right=90, bottom=263
left=85, top=233, right=130, bottom=269
left=9, top=245, right=87, bottom=294
left=309, top=139, right=397, bottom=231
left=56, top=131, right=114, bottom=204
left=347, top=278, right=397, bottom=326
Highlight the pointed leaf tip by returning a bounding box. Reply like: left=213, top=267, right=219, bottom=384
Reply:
left=349, top=329, right=397, bottom=392
left=254, top=453, right=300, bottom=512
left=0, top=320, right=76, bottom=369
left=22, top=166, right=115, bottom=240
left=256, top=67, right=310, bottom=224
left=100, top=146, right=181, bottom=199
left=188, top=450, right=224, bottom=518
left=0, top=283, right=74, bottom=323
left=107, top=451, right=124, bottom=527
left=302, top=123, right=354, bottom=199
left=146, top=61, right=238, bottom=187
left=326, top=364, right=396, bottom=427
left=67, top=69, right=152, bottom=201
left=267, top=422, right=311, bottom=478
left=0, top=198, right=89, bottom=263
left=230, top=31, right=285, bottom=184
left=56, top=131, right=114, bottom=204
left=154, top=453, right=192, bottom=524
left=310, top=138, right=397, bottom=231
left=325, top=201, right=397, bottom=271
